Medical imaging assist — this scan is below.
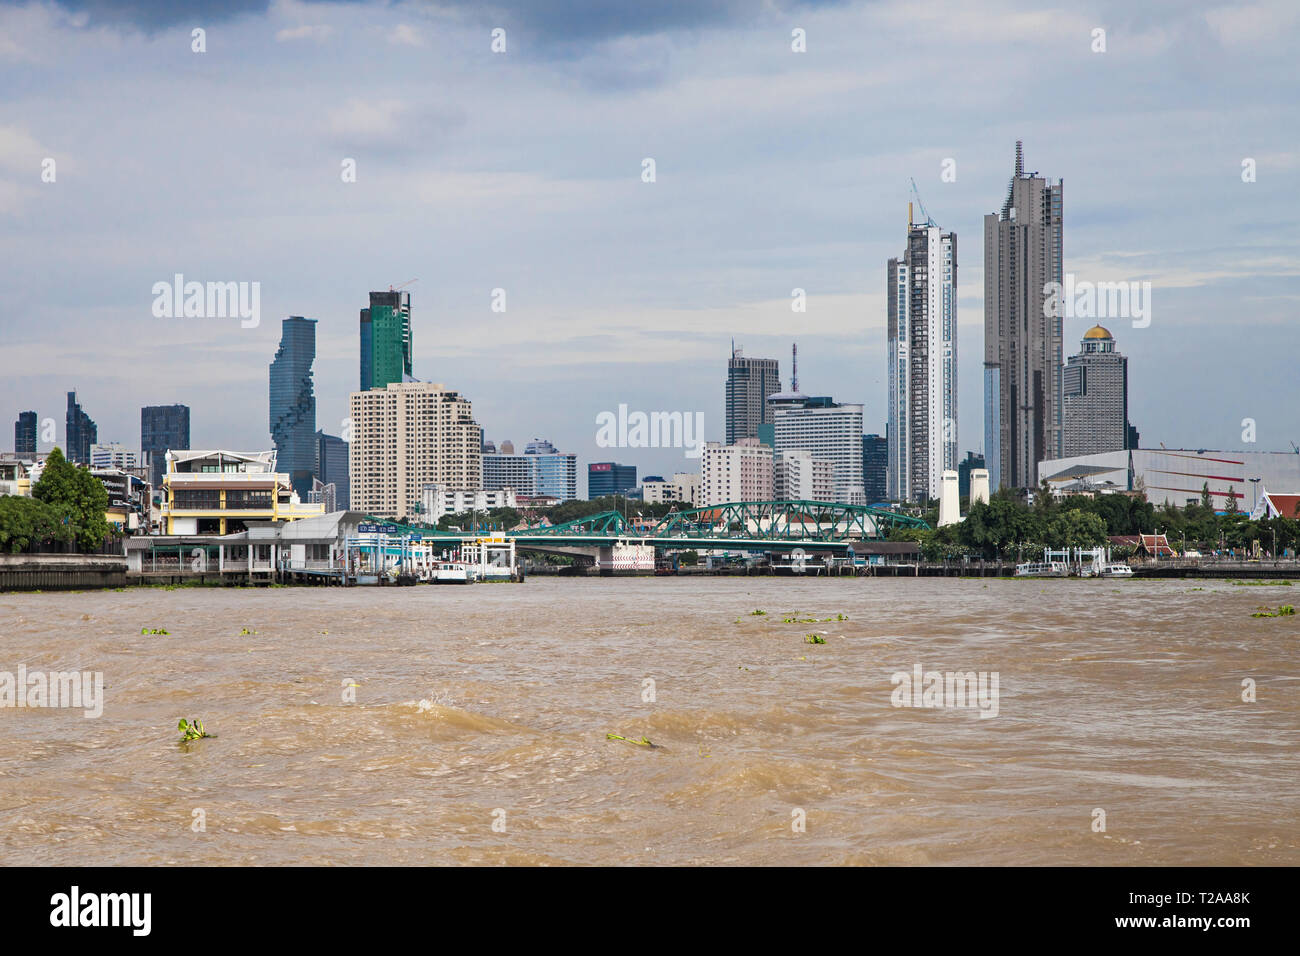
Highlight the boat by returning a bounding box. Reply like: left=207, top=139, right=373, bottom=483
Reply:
left=433, top=562, right=473, bottom=584
left=1099, top=563, right=1134, bottom=578
left=1014, top=560, right=1069, bottom=578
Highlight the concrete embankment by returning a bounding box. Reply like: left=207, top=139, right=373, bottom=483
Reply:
left=0, top=553, right=129, bottom=591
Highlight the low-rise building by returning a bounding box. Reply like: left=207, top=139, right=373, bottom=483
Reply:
left=420, top=485, right=517, bottom=523
left=641, top=472, right=700, bottom=506
left=162, top=449, right=323, bottom=535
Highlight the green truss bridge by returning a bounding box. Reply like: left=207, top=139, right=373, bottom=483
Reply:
left=375, top=500, right=929, bottom=554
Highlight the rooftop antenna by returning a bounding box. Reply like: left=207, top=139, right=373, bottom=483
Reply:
left=791, top=342, right=799, bottom=393
left=1015, top=139, right=1024, bottom=177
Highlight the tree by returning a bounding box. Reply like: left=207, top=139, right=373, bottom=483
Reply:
left=31, top=447, right=110, bottom=552
left=0, top=496, right=62, bottom=553
left=1201, top=482, right=1211, bottom=509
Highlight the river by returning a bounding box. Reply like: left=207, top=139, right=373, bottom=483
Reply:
left=1, top=577, right=1296, bottom=865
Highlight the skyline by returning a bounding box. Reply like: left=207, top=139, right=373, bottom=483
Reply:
left=2, top=0, right=1299, bottom=487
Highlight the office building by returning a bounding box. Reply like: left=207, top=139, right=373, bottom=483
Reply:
left=482, top=439, right=578, bottom=501
left=588, top=462, right=638, bottom=498
left=90, top=443, right=141, bottom=472
left=775, top=449, right=835, bottom=501
left=316, top=430, right=350, bottom=511
left=65, top=391, right=97, bottom=465
left=360, top=290, right=413, bottom=391
left=1062, top=325, right=1133, bottom=458
left=701, top=439, right=773, bottom=507
left=888, top=208, right=957, bottom=502
left=726, top=346, right=781, bottom=444
left=641, top=472, right=700, bottom=506
left=957, top=451, right=986, bottom=499
left=14, top=411, right=36, bottom=456
left=985, top=140, right=1064, bottom=490
left=162, top=449, right=323, bottom=535
left=141, top=404, right=190, bottom=489
left=349, top=382, right=482, bottom=519
left=269, top=316, right=318, bottom=500
left=862, top=432, right=887, bottom=503
left=772, top=401, right=865, bottom=505
left=420, top=485, right=518, bottom=524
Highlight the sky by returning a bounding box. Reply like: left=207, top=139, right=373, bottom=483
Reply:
left=1, top=0, right=1298, bottom=494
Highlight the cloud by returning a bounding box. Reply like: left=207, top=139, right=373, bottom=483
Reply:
left=388, top=23, right=422, bottom=46
left=275, top=24, right=335, bottom=42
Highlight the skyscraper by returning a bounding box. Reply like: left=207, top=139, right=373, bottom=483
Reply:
left=65, top=391, right=97, bottom=465
left=482, top=439, right=578, bottom=501
left=588, top=462, right=637, bottom=498
left=887, top=206, right=957, bottom=502
left=141, top=404, right=190, bottom=488
left=269, top=316, right=317, bottom=499
left=862, top=432, right=887, bottom=503
left=14, top=411, right=36, bottom=456
left=772, top=401, right=865, bottom=505
left=349, top=382, right=481, bottom=519
left=316, top=430, right=350, bottom=510
left=360, top=290, right=413, bottom=391
left=1062, top=325, right=1132, bottom=457
left=726, top=346, right=780, bottom=444
left=984, top=140, right=1064, bottom=490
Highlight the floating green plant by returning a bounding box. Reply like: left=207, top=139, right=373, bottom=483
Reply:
left=239, top=627, right=257, bottom=635
left=804, top=634, right=827, bottom=644
left=177, top=718, right=212, bottom=741
left=142, top=627, right=169, bottom=635
left=1233, top=580, right=1293, bottom=587
left=1251, top=605, right=1296, bottom=618
left=607, top=733, right=656, bottom=748
left=749, top=609, right=767, bottom=616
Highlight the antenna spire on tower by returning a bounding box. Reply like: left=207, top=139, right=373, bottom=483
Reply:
left=791, top=342, right=799, bottom=393
left=1015, top=140, right=1024, bottom=177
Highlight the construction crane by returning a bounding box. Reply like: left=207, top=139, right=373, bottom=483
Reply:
left=909, top=178, right=937, bottom=228
left=389, top=278, right=418, bottom=292
left=1290, top=441, right=1299, bottom=454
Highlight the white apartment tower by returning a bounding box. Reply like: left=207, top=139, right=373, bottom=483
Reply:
left=887, top=204, right=957, bottom=503
left=701, top=439, right=774, bottom=507
left=349, top=382, right=482, bottom=519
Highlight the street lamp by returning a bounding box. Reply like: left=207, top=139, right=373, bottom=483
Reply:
left=1249, top=477, right=1262, bottom=515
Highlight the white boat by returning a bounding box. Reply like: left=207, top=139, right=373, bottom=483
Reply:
left=1014, top=560, right=1069, bottom=578
left=433, top=562, right=473, bottom=584
left=1099, top=563, right=1134, bottom=578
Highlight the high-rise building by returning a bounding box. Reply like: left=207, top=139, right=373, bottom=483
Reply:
left=65, top=391, right=97, bottom=465
left=726, top=346, right=781, bottom=444
left=90, top=443, right=141, bottom=472
left=349, top=382, right=481, bottom=519
left=888, top=208, right=957, bottom=502
left=588, top=462, right=638, bottom=498
left=984, top=140, right=1064, bottom=490
left=775, top=449, right=835, bottom=501
left=957, top=451, right=986, bottom=499
left=14, top=411, right=36, bottom=456
left=360, top=290, right=413, bottom=391
left=141, top=404, right=190, bottom=489
left=269, top=316, right=318, bottom=500
left=482, top=439, right=578, bottom=501
left=862, top=433, right=888, bottom=503
left=1062, top=325, right=1133, bottom=458
left=772, top=401, right=865, bottom=505
left=701, top=439, right=774, bottom=506
left=316, top=430, right=350, bottom=511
